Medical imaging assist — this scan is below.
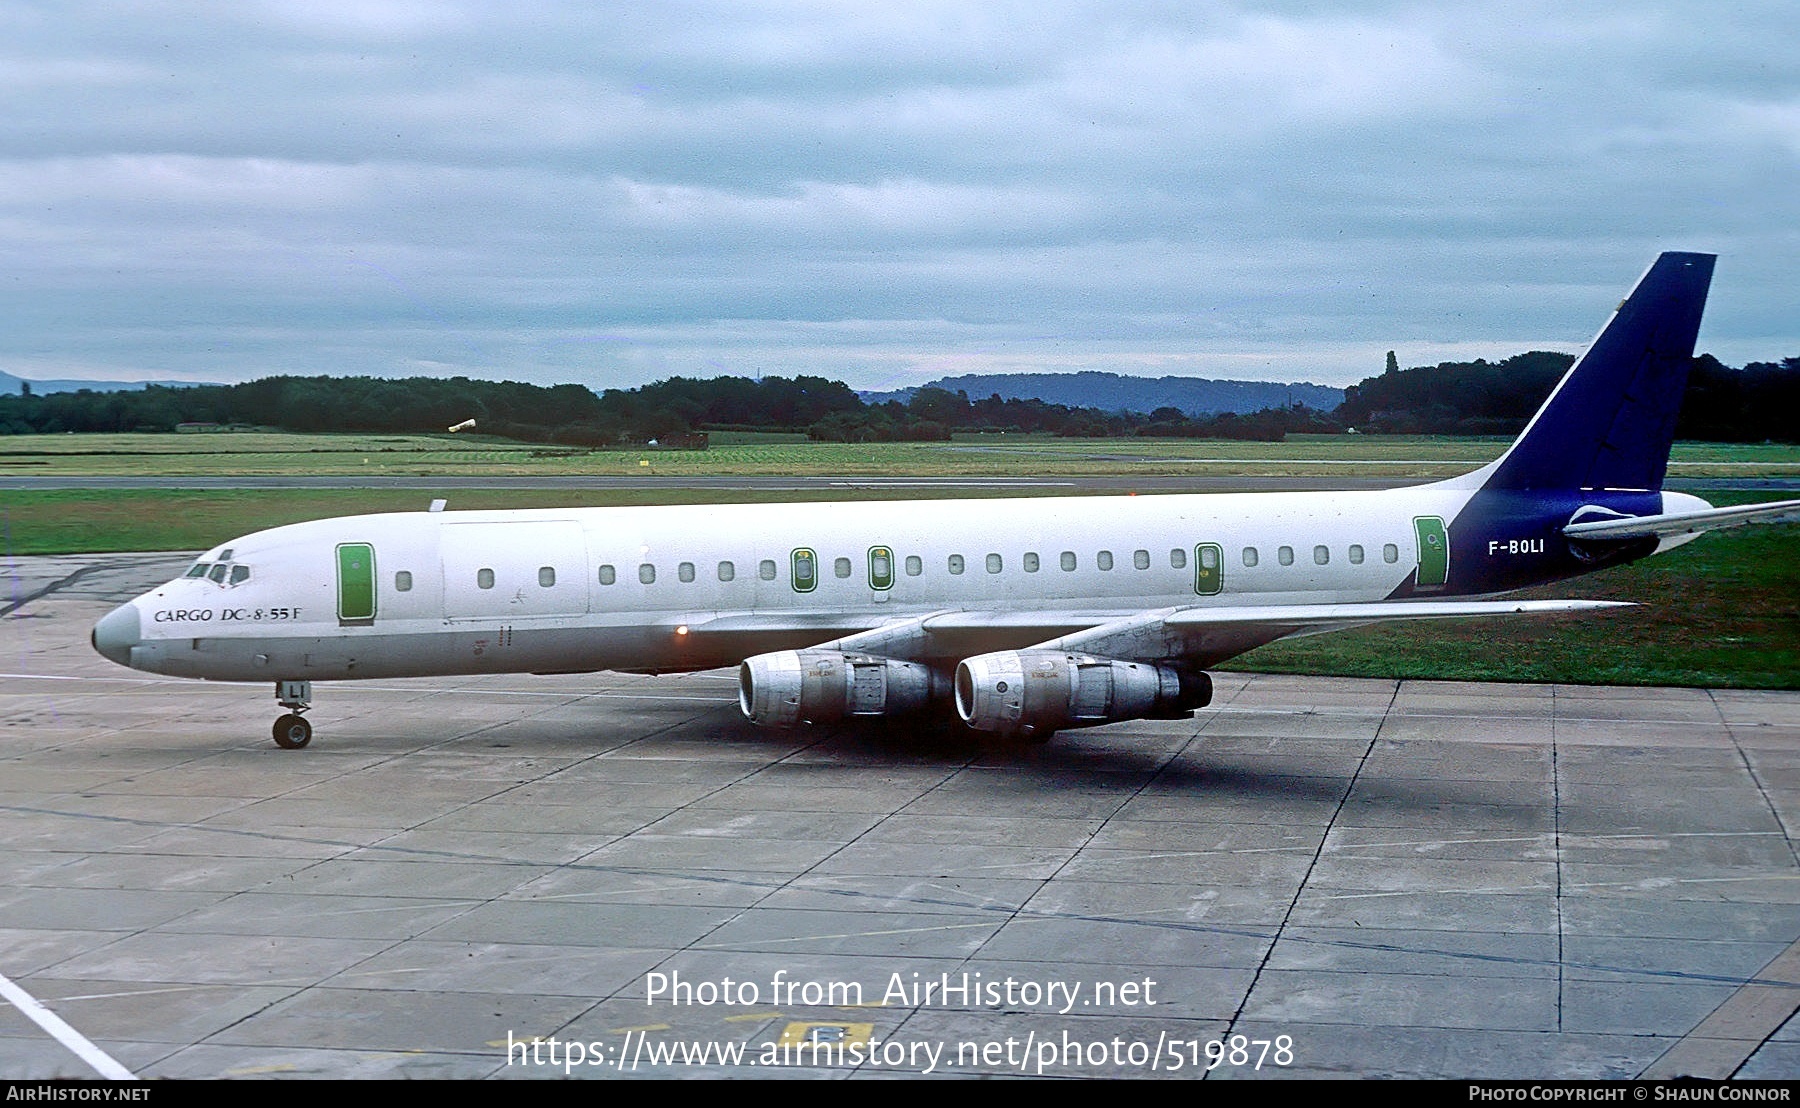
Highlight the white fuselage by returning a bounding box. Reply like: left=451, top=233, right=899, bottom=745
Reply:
left=102, top=486, right=1481, bottom=683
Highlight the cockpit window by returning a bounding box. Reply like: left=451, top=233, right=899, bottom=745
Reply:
left=194, top=555, right=251, bottom=587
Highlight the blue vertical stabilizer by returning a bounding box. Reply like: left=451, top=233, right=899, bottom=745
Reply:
left=1481, top=252, right=1714, bottom=493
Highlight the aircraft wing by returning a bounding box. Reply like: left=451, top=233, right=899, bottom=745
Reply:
left=1030, top=599, right=1629, bottom=668
left=1563, top=499, right=1800, bottom=541
left=691, top=598, right=1630, bottom=670
left=683, top=608, right=1127, bottom=665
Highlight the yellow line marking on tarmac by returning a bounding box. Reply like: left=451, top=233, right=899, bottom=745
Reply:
left=1325, top=830, right=1785, bottom=853
left=1565, top=875, right=1800, bottom=891
left=1102, top=847, right=1320, bottom=862
left=55, top=984, right=221, bottom=1002
left=1317, top=885, right=1554, bottom=900
left=699, top=920, right=996, bottom=948
left=1640, top=933, right=1800, bottom=1079
left=1318, top=873, right=1800, bottom=901
left=778, top=1021, right=874, bottom=1048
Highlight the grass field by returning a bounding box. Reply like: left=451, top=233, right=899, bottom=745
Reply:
left=0, top=486, right=1053, bottom=555
left=3, top=430, right=1794, bottom=689
left=3, top=430, right=1796, bottom=478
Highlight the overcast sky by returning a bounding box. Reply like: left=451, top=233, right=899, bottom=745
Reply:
left=2, top=1, right=1794, bottom=391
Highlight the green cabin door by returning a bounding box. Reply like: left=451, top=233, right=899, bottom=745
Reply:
left=336, top=543, right=376, bottom=624
left=790, top=548, right=818, bottom=593
left=1413, top=517, right=1448, bottom=590
left=868, top=545, right=894, bottom=603
left=1194, top=543, right=1223, bottom=596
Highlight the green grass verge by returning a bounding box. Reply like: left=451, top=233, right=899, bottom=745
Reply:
left=0, top=487, right=1053, bottom=555
left=3, top=431, right=1796, bottom=478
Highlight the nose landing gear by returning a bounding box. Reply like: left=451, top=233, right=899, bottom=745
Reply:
left=273, top=713, right=312, bottom=749
left=273, top=680, right=313, bottom=749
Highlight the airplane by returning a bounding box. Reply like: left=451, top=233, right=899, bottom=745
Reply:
left=90, top=252, right=1799, bottom=749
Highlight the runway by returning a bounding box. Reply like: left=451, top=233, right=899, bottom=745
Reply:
left=2, top=553, right=1797, bottom=1079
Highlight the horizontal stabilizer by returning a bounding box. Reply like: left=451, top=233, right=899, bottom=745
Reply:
left=1563, top=499, right=1800, bottom=541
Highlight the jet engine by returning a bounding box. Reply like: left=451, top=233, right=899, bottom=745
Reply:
left=739, top=650, right=943, bottom=728
left=955, top=651, right=1212, bottom=738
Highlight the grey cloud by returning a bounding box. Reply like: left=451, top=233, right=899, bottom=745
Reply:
left=0, top=1, right=1793, bottom=390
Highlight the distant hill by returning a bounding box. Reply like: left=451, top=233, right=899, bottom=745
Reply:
left=0, top=370, right=199, bottom=395
left=861, top=372, right=1343, bottom=415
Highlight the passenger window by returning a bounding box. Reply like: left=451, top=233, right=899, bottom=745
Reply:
left=1383, top=543, right=1399, bottom=563
left=477, top=568, right=495, bottom=589
left=791, top=549, right=817, bottom=592
left=904, top=555, right=922, bottom=576
left=1023, top=552, right=1039, bottom=573
left=678, top=562, right=695, bottom=583
left=1170, top=549, right=1186, bottom=569
left=834, top=557, right=852, bottom=579
left=229, top=565, right=251, bottom=586
left=1278, top=546, right=1294, bottom=566
left=539, top=566, right=556, bottom=587
left=639, top=563, right=656, bottom=584
left=986, top=553, right=1002, bottom=574
left=599, top=565, right=616, bottom=585
left=186, top=563, right=210, bottom=578
left=1242, top=547, right=1258, bottom=568
left=760, top=559, right=778, bottom=580
left=1314, top=545, right=1329, bottom=565
left=394, top=571, right=413, bottom=592
left=1060, top=551, right=1077, bottom=571
left=1133, top=549, right=1150, bottom=570
left=1349, top=545, right=1365, bottom=564
left=1097, top=551, right=1113, bottom=571
left=948, top=554, right=965, bottom=575
left=718, top=561, right=735, bottom=582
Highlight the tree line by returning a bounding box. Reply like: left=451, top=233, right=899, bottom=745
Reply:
left=1337, top=352, right=1799, bottom=441
left=0, top=372, right=1337, bottom=443
left=1, top=352, right=1794, bottom=444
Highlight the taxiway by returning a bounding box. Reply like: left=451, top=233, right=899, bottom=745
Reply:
left=2, top=554, right=1796, bottom=1079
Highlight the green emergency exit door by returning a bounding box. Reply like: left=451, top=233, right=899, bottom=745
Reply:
left=337, top=543, right=376, bottom=623
left=1413, top=517, right=1448, bottom=590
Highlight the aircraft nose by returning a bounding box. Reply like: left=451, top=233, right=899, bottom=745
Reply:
left=91, top=603, right=141, bottom=667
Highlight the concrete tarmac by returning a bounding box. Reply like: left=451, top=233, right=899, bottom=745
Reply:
left=2, top=553, right=1797, bottom=1080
